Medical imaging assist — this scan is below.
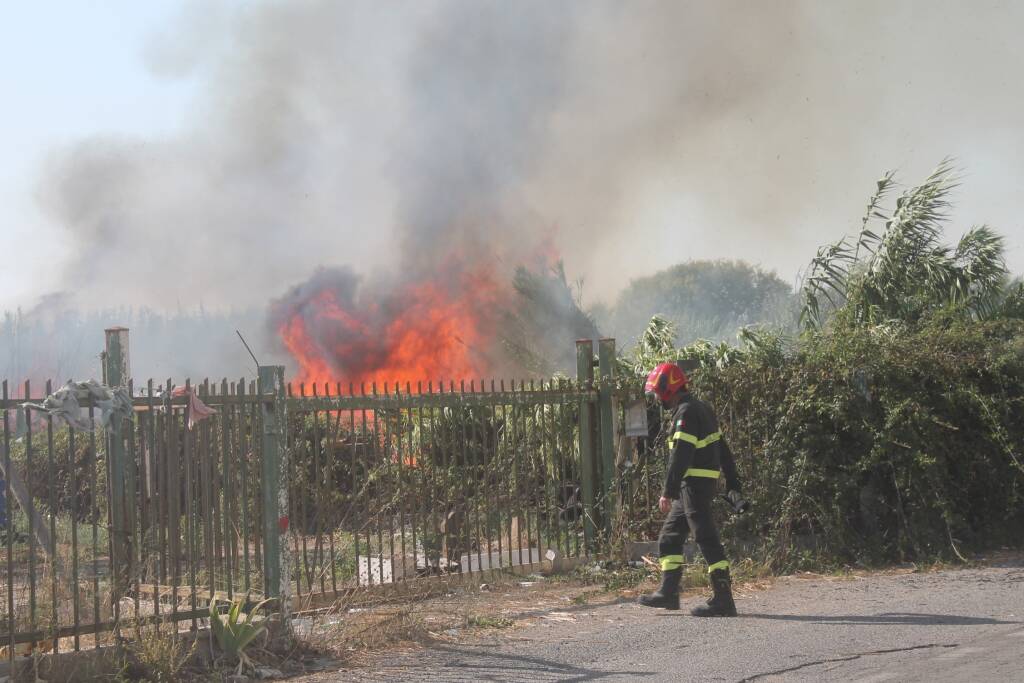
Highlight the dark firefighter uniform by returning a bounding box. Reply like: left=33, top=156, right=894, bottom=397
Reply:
left=657, top=391, right=740, bottom=577
left=639, top=387, right=743, bottom=616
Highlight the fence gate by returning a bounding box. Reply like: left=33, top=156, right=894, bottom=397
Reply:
left=280, top=338, right=627, bottom=611
left=284, top=376, right=593, bottom=610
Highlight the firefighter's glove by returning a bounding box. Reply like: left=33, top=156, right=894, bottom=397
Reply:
left=723, top=490, right=750, bottom=514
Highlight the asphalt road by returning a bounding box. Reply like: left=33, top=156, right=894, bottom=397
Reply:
left=324, top=560, right=1024, bottom=682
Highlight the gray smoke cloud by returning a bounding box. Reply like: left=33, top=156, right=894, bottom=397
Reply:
left=39, top=0, right=577, bottom=311
left=397, top=3, right=572, bottom=268
left=30, top=0, right=1024, bottom=376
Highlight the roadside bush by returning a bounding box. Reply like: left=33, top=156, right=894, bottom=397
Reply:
left=690, top=317, right=1024, bottom=568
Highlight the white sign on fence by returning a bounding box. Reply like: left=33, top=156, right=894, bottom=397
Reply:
left=624, top=399, right=649, bottom=437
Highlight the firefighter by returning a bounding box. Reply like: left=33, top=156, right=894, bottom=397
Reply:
left=638, top=362, right=745, bottom=617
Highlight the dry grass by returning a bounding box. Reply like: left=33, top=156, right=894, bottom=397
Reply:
left=121, top=620, right=199, bottom=682
left=288, top=570, right=618, bottom=668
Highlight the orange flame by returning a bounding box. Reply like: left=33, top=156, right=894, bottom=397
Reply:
left=278, top=263, right=506, bottom=389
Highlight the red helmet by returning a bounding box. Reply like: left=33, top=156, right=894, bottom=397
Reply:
left=645, top=362, right=688, bottom=402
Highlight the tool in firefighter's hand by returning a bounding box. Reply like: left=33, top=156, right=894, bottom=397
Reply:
left=720, top=490, right=750, bottom=514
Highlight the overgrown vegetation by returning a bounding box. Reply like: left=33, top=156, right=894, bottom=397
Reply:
left=701, top=316, right=1024, bottom=568
left=801, top=159, right=1015, bottom=329
left=620, top=161, right=1024, bottom=569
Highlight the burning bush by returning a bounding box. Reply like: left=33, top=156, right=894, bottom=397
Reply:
left=270, top=263, right=505, bottom=389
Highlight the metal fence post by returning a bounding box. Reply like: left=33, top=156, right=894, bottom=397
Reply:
left=103, top=327, right=130, bottom=605
left=575, top=340, right=598, bottom=551
left=597, top=338, right=617, bottom=539
left=259, top=365, right=291, bottom=620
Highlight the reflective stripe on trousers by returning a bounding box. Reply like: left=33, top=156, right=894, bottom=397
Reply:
left=660, top=554, right=684, bottom=571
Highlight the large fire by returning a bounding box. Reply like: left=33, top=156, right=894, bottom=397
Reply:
left=275, top=262, right=507, bottom=390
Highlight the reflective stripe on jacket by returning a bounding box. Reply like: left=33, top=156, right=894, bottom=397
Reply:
left=663, top=392, right=724, bottom=499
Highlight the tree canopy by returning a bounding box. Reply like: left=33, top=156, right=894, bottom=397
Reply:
left=598, top=260, right=794, bottom=349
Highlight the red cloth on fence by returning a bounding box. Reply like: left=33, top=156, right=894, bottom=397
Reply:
left=170, top=387, right=217, bottom=429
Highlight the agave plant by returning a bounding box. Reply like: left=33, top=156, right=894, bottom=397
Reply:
left=209, top=595, right=274, bottom=675
left=801, top=159, right=1009, bottom=330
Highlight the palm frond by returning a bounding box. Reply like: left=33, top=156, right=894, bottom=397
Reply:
left=799, top=238, right=858, bottom=330
left=801, top=158, right=1007, bottom=330
left=853, top=170, right=896, bottom=259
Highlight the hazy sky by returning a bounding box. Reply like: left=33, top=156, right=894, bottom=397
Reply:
left=2, top=0, right=1022, bottom=314
left=0, top=1, right=199, bottom=309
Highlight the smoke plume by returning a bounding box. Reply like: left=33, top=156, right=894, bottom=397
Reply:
left=30, top=0, right=1024, bottom=379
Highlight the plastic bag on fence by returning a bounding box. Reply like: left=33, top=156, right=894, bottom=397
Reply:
left=22, top=379, right=132, bottom=431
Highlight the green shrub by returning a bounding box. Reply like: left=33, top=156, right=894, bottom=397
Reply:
left=689, top=317, right=1024, bottom=568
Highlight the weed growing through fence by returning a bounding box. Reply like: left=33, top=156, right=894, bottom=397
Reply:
left=122, top=620, right=197, bottom=682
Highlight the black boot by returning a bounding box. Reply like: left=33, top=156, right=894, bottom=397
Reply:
left=638, top=567, right=681, bottom=610
left=690, top=568, right=737, bottom=617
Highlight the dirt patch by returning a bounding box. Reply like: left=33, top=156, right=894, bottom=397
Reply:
left=288, top=572, right=621, bottom=670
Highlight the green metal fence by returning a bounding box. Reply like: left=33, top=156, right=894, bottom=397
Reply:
left=0, top=335, right=655, bottom=667
left=0, top=376, right=271, bottom=657
left=0, top=337, right=633, bottom=656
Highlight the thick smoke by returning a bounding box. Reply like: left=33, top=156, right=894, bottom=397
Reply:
left=29, top=0, right=1024, bottom=379
left=263, top=2, right=580, bottom=381
left=39, top=1, right=577, bottom=309
left=397, top=3, right=572, bottom=269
